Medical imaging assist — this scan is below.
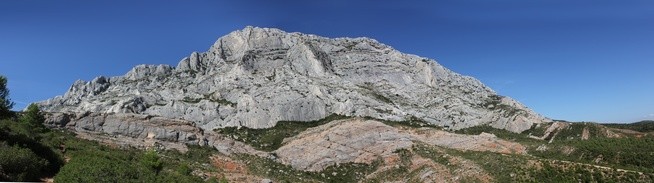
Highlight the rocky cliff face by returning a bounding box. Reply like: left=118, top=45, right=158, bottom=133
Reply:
left=38, top=26, right=548, bottom=133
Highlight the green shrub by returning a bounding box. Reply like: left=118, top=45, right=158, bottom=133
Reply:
left=54, top=151, right=154, bottom=183
left=175, top=163, right=193, bottom=176
left=215, top=114, right=349, bottom=151
left=0, top=119, right=64, bottom=180
left=141, top=150, right=163, bottom=173
left=54, top=140, right=205, bottom=183
left=0, top=143, right=48, bottom=181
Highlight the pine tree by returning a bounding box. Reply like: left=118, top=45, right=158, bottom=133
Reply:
left=20, top=103, right=46, bottom=132
left=0, top=75, right=15, bottom=119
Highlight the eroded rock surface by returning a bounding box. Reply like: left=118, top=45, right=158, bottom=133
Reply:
left=274, top=118, right=526, bottom=171
left=44, top=112, right=264, bottom=155
left=275, top=118, right=413, bottom=171
left=38, top=26, right=549, bottom=133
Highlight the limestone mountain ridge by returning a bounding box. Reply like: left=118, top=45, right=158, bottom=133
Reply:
left=38, top=26, right=549, bottom=133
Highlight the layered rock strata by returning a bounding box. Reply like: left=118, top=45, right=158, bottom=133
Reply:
left=39, top=26, right=549, bottom=133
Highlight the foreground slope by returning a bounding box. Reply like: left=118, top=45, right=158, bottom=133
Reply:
left=4, top=112, right=654, bottom=182
left=38, top=26, right=548, bottom=132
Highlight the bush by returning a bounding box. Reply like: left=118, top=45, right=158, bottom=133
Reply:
left=54, top=138, right=205, bottom=183
left=141, top=150, right=163, bottom=173
left=54, top=151, right=154, bottom=183
left=0, top=143, right=48, bottom=181
left=0, top=119, right=64, bottom=180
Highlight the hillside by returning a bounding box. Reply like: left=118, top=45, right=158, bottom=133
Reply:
left=604, top=120, right=654, bottom=133
left=3, top=112, right=653, bottom=182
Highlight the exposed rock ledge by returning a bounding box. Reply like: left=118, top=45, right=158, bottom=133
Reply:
left=46, top=113, right=527, bottom=172
left=44, top=112, right=265, bottom=156
left=274, top=118, right=527, bottom=171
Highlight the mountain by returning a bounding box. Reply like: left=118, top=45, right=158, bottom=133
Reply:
left=22, top=27, right=654, bottom=182
left=38, top=26, right=548, bottom=133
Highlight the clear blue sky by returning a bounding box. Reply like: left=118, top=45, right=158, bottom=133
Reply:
left=1, top=0, right=652, bottom=123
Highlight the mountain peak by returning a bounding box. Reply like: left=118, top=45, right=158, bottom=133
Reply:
left=38, top=27, right=550, bottom=132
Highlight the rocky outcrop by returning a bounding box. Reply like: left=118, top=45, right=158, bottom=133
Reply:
left=46, top=112, right=204, bottom=144
left=274, top=118, right=526, bottom=171
left=44, top=112, right=264, bottom=155
left=274, top=118, right=413, bottom=171
left=38, top=26, right=549, bottom=133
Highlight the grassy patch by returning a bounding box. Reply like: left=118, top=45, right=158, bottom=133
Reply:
left=215, top=114, right=350, bottom=151
left=412, top=144, right=450, bottom=165
left=237, top=153, right=378, bottom=183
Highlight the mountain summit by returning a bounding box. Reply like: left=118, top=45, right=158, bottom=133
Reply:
left=38, top=26, right=549, bottom=132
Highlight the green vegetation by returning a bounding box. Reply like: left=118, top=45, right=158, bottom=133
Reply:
left=212, top=98, right=237, bottom=107
left=20, top=104, right=47, bottom=133
left=532, top=136, right=654, bottom=173
left=54, top=138, right=207, bottom=183
left=412, top=144, right=450, bottom=165
left=369, top=141, right=653, bottom=182
left=182, top=95, right=237, bottom=107
left=378, top=116, right=443, bottom=129
left=521, top=122, right=551, bottom=137
left=0, top=75, right=14, bottom=118
left=457, top=121, right=654, bottom=175
left=370, top=92, right=393, bottom=104
left=0, top=142, right=49, bottom=181
left=0, top=102, right=209, bottom=182
left=182, top=96, right=203, bottom=103
left=482, top=94, right=524, bottom=117
left=605, top=120, right=654, bottom=133
left=454, top=125, right=539, bottom=143
left=451, top=148, right=651, bottom=183
left=0, top=109, right=62, bottom=181
left=553, top=122, right=605, bottom=140
left=237, top=153, right=378, bottom=183
left=358, top=83, right=394, bottom=104
left=141, top=149, right=164, bottom=173
left=215, top=114, right=349, bottom=151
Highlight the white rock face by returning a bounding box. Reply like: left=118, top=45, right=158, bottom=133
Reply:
left=38, top=26, right=549, bottom=132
